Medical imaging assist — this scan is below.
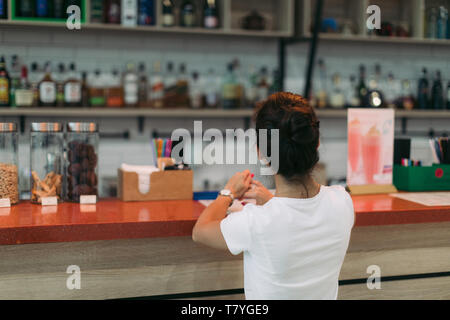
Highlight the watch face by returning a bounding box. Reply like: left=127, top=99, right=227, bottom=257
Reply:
left=221, top=190, right=231, bottom=196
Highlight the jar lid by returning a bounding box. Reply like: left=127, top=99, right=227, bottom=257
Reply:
left=31, top=122, right=63, bottom=132
left=0, top=123, right=18, bottom=132
left=67, top=122, right=98, bottom=133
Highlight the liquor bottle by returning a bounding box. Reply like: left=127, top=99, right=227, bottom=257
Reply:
left=9, top=55, right=21, bottom=108
left=204, top=0, right=219, bottom=29
left=18, top=0, right=35, bottom=17
left=91, top=0, right=105, bottom=23
left=417, top=68, right=429, bottom=110
left=315, top=59, right=328, bottom=108
left=121, top=0, right=138, bottom=26
left=437, top=6, right=448, bottom=39
left=15, top=66, right=34, bottom=107
left=162, top=0, right=174, bottom=27
left=164, top=61, right=177, bottom=107
left=55, top=63, right=66, bottom=107
left=53, top=0, right=65, bottom=19
left=123, top=63, right=139, bottom=107
left=89, top=70, right=106, bottom=107
left=400, top=80, right=415, bottom=110
left=427, top=7, right=438, bottom=39
left=106, top=69, right=123, bottom=108
left=257, top=67, right=270, bottom=102
left=222, top=63, right=239, bottom=109
left=0, top=56, right=10, bottom=107
left=204, top=68, right=219, bottom=109
left=431, top=70, right=444, bottom=109
left=180, top=0, right=195, bottom=27
left=36, top=0, right=49, bottom=18
left=106, top=0, right=121, bottom=24
left=367, top=64, right=384, bottom=108
left=38, top=62, right=57, bottom=107
left=384, top=72, right=400, bottom=109
left=64, top=63, right=82, bottom=107
left=329, top=73, right=345, bottom=109
left=189, top=71, right=203, bottom=109
left=29, top=62, right=41, bottom=107
left=138, top=0, right=155, bottom=25
left=150, top=61, right=164, bottom=108
left=81, top=71, right=90, bottom=107
left=137, top=63, right=148, bottom=107
left=176, top=63, right=190, bottom=108
left=0, top=0, right=8, bottom=19
left=346, top=75, right=360, bottom=108
left=357, top=65, right=368, bottom=107
left=245, top=65, right=258, bottom=107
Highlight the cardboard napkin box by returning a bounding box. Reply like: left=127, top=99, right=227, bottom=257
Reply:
left=118, top=168, right=193, bottom=202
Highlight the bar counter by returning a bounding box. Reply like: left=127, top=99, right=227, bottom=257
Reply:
left=1, top=194, right=450, bottom=245
left=0, top=194, right=449, bottom=300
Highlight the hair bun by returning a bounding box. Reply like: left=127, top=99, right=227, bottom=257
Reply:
left=284, top=111, right=319, bottom=145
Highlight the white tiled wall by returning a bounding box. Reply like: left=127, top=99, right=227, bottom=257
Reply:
left=0, top=27, right=449, bottom=195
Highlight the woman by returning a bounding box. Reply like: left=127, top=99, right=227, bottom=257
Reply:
left=192, top=92, right=354, bottom=300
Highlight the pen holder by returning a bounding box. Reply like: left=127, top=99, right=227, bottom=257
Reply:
left=118, top=169, right=193, bottom=201
left=393, top=164, right=450, bottom=192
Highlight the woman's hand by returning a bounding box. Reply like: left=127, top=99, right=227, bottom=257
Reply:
left=243, top=180, right=274, bottom=206
left=224, top=170, right=253, bottom=199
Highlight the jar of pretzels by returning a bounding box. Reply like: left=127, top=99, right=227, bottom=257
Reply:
left=66, top=122, right=99, bottom=202
left=30, top=123, right=64, bottom=204
left=0, top=123, right=19, bottom=205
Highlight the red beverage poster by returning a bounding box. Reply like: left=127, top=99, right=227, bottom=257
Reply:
left=347, top=109, right=395, bottom=186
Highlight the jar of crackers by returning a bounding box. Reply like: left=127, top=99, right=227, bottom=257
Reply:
left=0, top=123, right=19, bottom=205
left=30, top=123, right=64, bottom=204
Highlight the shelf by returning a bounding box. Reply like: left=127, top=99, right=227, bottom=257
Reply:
left=1, top=108, right=449, bottom=119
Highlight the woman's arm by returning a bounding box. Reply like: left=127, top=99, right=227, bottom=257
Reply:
left=192, top=170, right=253, bottom=250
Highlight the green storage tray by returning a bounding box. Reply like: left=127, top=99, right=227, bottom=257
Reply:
left=393, top=164, right=450, bottom=192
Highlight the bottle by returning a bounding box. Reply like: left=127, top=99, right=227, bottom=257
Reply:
left=222, top=63, right=239, bottom=109
left=64, top=63, right=82, bottom=107
left=437, top=6, right=448, bottom=39
left=162, top=0, right=175, bottom=27
left=9, top=55, right=21, bottom=108
left=329, top=73, right=345, bottom=109
left=180, top=0, right=195, bottom=27
left=400, top=80, right=415, bottom=110
left=90, top=0, right=105, bottom=23
left=357, top=65, right=368, bottom=107
left=257, top=67, right=270, bottom=102
left=15, top=66, right=34, bottom=107
left=81, top=71, right=89, bottom=107
left=29, top=62, right=41, bottom=107
left=245, top=65, right=258, bottom=107
left=55, top=63, right=66, bottom=107
left=0, top=56, right=10, bottom=107
left=176, top=63, right=190, bottom=108
left=315, top=59, right=328, bottom=108
left=53, top=0, right=65, bottom=19
left=204, top=0, right=219, bottom=29
left=36, top=0, right=49, bottom=18
left=106, top=0, right=121, bottom=24
left=138, top=0, right=155, bottom=25
left=164, top=61, right=177, bottom=107
left=106, top=69, right=123, bottom=108
left=447, top=81, right=450, bottom=109
left=138, top=63, right=148, bottom=107
left=89, top=70, right=106, bottom=107
left=367, top=64, right=384, bottom=108
left=38, top=62, right=57, bottom=107
left=18, top=0, right=35, bottom=17
left=121, top=0, right=138, bottom=26
left=431, top=70, right=444, bottom=110
left=346, top=75, right=359, bottom=108
left=384, top=72, right=400, bottom=109
left=190, top=71, right=203, bottom=109
left=204, top=68, right=219, bottom=109
left=427, top=7, right=438, bottom=39
left=149, top=61, right=164, bottom=108
left=123, top=63, right=139, bottom=107
left=0, top=0, right=7, bottom=19
left=417, top=68, right=429, bottom=110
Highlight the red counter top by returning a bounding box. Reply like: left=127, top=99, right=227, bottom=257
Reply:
left=0, top=194, right=450, bottom=245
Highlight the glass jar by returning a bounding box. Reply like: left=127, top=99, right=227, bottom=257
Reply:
left=66, top=122, right=99, bottom=202
left=0, top=123, right=19, bottom=205
left=30, top=123, right=64, bottom=204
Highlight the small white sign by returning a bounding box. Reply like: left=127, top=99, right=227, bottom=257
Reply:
left=41, top=197, right=58, bottom=206
left=0, top=198, right=11, bottom=208
left=80, top=195, right=97, bottom=205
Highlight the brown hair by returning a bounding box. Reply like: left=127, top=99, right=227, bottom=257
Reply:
left=255, top=92, right=320, bottom=179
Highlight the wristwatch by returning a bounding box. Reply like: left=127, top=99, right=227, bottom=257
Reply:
left=219, top=189, right=234, bottom=206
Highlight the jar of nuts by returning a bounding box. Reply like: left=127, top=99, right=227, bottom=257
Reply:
left=66, top=122, right=99, bottom=202
left=30, top=123, right=64, bottom=204
left=0, top=123, right=19, bottom=205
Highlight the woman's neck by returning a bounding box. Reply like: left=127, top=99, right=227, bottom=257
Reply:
left=274, top=174, right=321, bottom=199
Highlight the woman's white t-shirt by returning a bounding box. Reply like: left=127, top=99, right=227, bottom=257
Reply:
left=220, top=185, right=354, bottom=300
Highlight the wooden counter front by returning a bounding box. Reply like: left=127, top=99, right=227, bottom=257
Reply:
left=1, top=194, right=450, bottom=245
